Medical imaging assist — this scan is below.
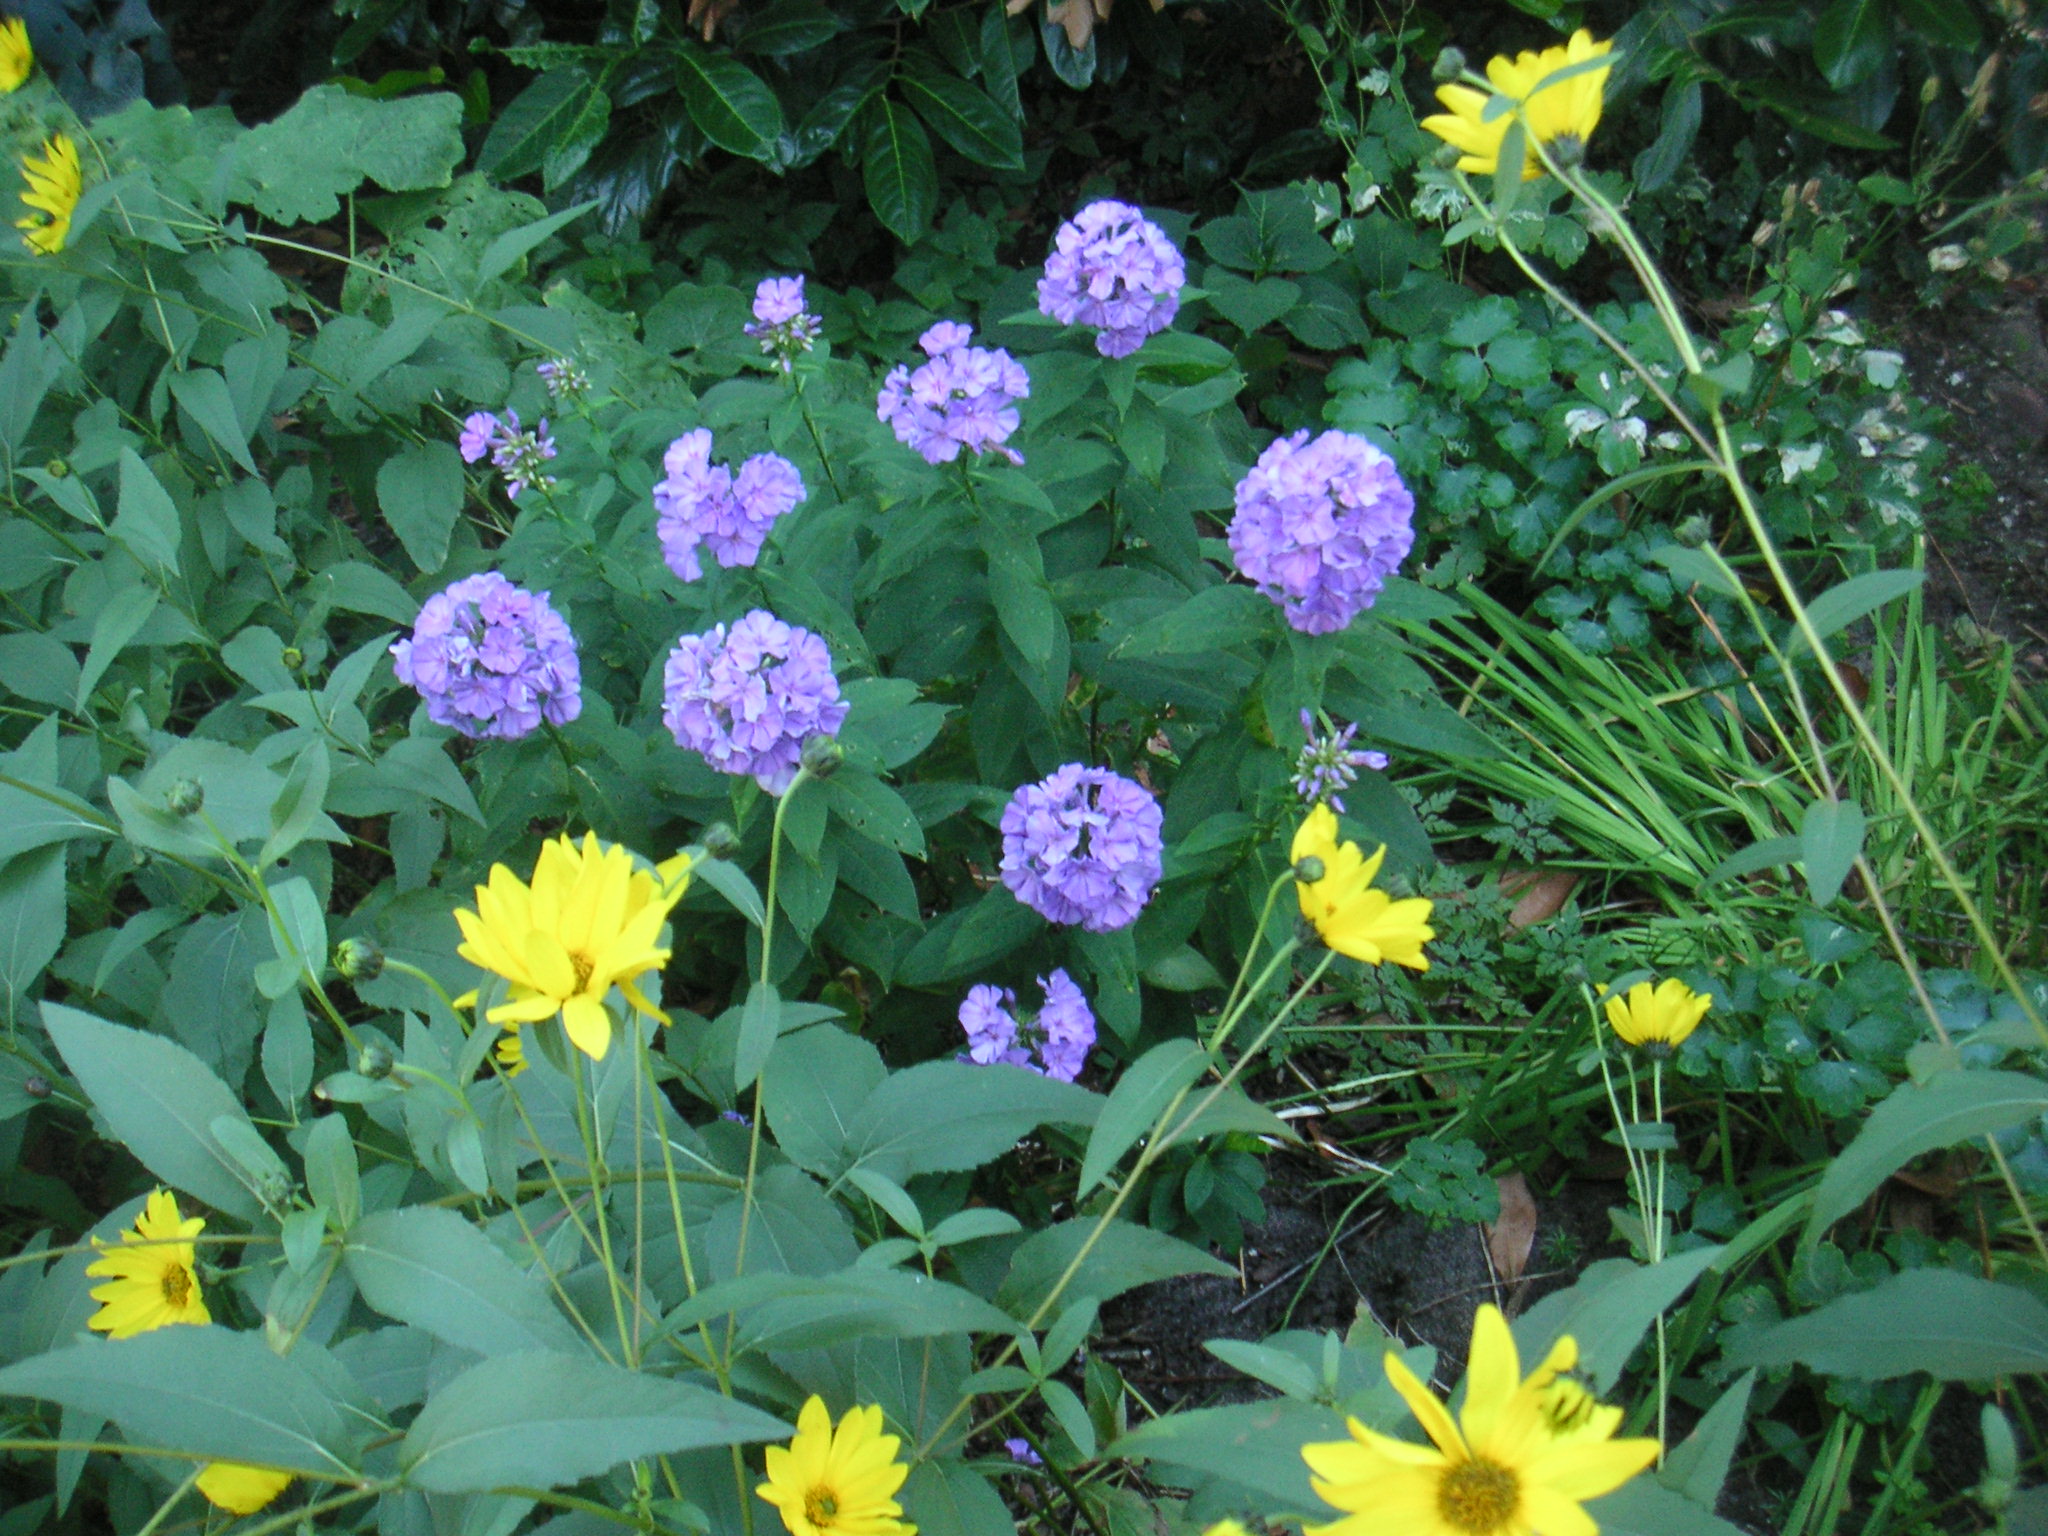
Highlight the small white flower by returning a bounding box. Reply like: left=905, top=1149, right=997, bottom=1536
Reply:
left=1780, top=443, right=1824, bottom=483
left=1928, top=244, right=1970, bottom=273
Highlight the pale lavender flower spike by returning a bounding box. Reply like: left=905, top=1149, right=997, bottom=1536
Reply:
left=462, top=407, right=558, bottom=498
left=1227, top=429, right=1415, bottom=634
left=999, top=764, right=1162, bottom=933
left=1037, top=199, right=1186, bottom=358
left=876, top=321, right=1030, bottom=466
left=1293, top=709, right=1387, bottom=813
left=661, top=608, right=849, bottom=794
left=390, top=571, right=582, bottom=741
left=745, top=275, right=823, bottom=374
left=653, top=428, right=806, bottom=582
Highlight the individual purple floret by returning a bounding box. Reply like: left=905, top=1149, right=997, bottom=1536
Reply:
left=1035, top=968, right=1097, bottom=1082
left=960, top=984, right=1031, bottom=1068
left=1226, top=429, right=1415, bottom=635
left=653, top=428, right=807, bottom=582
left=744, top=275, right=823, bottom=374
left=661, top=609, right=849, bottom=794
left=875, top=322, right=1030, bottom=466
left=390, top=571, right=582, bottom=741
left=1293, top=709, right=1388, bottom=813
left=537, top=357, right=590, bottom=402
left=956, top=969, right=1097, bottom=1081
left=1005, top=1438, right=1043, bottom=1467
left=483, top=408, right=558, bottom=498
left=999, top=764, right=1162, bottom=933
left=458, top=412, right=500, bottom=463
left=1037, top=200, right=1186, bottom=359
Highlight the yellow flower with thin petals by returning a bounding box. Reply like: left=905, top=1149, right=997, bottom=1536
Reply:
left=17, top=132, right=81, bottom=256
left=757, top=1396, right=916, bottom=1536
left=1604, top=976, right=1712, bottom=1055
left=453, top=832, right=692, bottom=1062
left=1301, top=1304, right=1658, bottom=1536
left=1421, top=30, right=1614, bottom=180
left=85, top=1189, right=211, bottom=1338
left=196, top=1463, right=292, bottom=1515
left=0, top=18, right=33, bottom=93
left=1292, top=804, right=1435, bottom=969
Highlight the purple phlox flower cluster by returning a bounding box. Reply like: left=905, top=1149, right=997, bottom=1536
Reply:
left=1000, top=764, right=1163, bottom=933
left=1293, top=709, right=1388, bottom=813
left=1004, top=1439, right=1043, bottom=1468
left=957, top=968, right=1098, bottom=1083
left=1227, top=429, right=1415, bottom=635
left=661, top=608, right=848, bottom=794
left=1037, top=199, right=1186, bottom=359
left=456, top=408, right=559, bottom=498
left=876, top=321, right=1030, bottom=466
left=537, top=357, right=590, bottom=403
left=653, top=428, right=807, bottom=582
left=744, top=275, right=823, bottom=374
left=390, top=571, right=582, bottom=741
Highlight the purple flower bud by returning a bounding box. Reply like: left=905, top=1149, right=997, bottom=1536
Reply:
left=1037, top=200, right=1186, bottom=359
left=1227, top=429, right=1416, bottom=634
left=999, top=764, right=1162, bottom=933
left=390, top=572, right=583, bottom=741
left=1004, top=1438, right=1043, bottom=1467
left=662, top=609, right=849, bottom=794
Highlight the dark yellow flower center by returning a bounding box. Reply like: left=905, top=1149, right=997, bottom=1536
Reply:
left=568, top=951, right=595, bottom=991
left=161, top=1263, right=193, bottom=1309
left=803, top=1487, right=840, bottom=1529
left=1438, top=1457, right=1520, bottom=1534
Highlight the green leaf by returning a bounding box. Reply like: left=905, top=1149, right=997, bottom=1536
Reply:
left=230, top=86, right=465, bottom=224
left=897, top=887, right=1038, bottom=986
left=344, top=1206, right=586, bottom=1358
left=0, top=846, right=65, bottom=1020
left=1078, top=1038, right=1207, bottom=1199
left=167, top=369, right=258, bottom=475
left=1799, top=796, right=1865, bottom=907
left=262, top=747, right=333, bottom=871
left=735, top=980, right=782, bottom=1091
left=1813, top=0, right=1893, bottom=91
left=1795, top=569, right=1923, bottom=654
left=1660, top=1370, right=1754, bottom=1510
left=738, top=0, right=847, bottom=56
left=477, top=70, right=613, bottom=186
left=1806, top=1070, right=2048, bottom=1244
left=1513, top=1248, right=1723, bottom=1392
left=76, top=583, right=160, bottom=711
left=861, top=99, right=937, bottom=244
left=825, top=773, right=926, bottom=858
left=1109, top=1397, right=1342, bottom=1508
left=303, top=1115, right=361, bottom=1230
left=1588, top=1478, right=1756, bottom=1536
left=1726, top=1268, right=2048, bottom=1379
left=0, top=1327, right=356, bottom=1476
left=376, top=440, right=465, bottom=575
left=900, top=1460, right=1015, bottom=1536
left=667, top=1267, right=1021, bottom=1352
left=846, top=1062, right=1100, bottom=1183
left=1649, top=546, right=1741, bottom=599
left=112, top=450, right=182, bottom=574
left=760, top=1025, right=886, bottom=1178
left=898, top=64, right=1023, bottom=172
left=474, top=199, right=601, bottom=288
left=1704, top=834, right=1803, bottom=886
left=1896, top=0, right=1979, bottom=46
left=1111, top=584, right=1272, bottom=660
left=676, top=43, right=787, bottom=161
left=996, top=1217, right=1230, bottom=1317
left=399, top=1352, right=787, bottom=1493
left=41, top=1004, right=264, bottom=1219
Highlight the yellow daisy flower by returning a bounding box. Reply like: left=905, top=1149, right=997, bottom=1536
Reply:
left=18, top=132, right=81, bottom=256
left=1604, top=977, right=1712, bottom=1055
left=757, top=1396, right=916, bottom=1536
left=1292, top=804, right=1435, bottom=970
left=1302, top=1304, right=1658, bottom=1536
left=453, top=831, right=692, bottom=1063
left=1421, top=29, right=1614, bottom=180
left=85, top=1189, right=211, bottom=1338
left=0, top=17, right=33, bottom=93
left=196, top=1462, right=293, bottom=1515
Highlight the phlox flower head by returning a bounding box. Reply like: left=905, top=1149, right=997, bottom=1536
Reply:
left=390, top=571, right=583, bottom=741
left=745, top=275, right=823, bottom=373
left=1228, top=429, right=1415, bottom=634
left=876, top=321, right=1030, bottom=465
left=456, top=408, right=558, bottom=496
left=1038, top=199, right=1186, bottom=358
left=654, top=427, right=807, bottom=581
left=956, top=968, right=1098, bottom=1082
left=1294, top=709, right=1387, bottom=813
left=662, top=609, right=849, bottom=794
left=1000, top=764, right=1162, bottom=933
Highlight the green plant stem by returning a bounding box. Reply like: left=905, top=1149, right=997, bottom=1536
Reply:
left=571, top=1046, right=638, bottom=1365
left=1216, top=867, right=1296, bottom=1036
left=132, top=1466, right=203, bottom=1536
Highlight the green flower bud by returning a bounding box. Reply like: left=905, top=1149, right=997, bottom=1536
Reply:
left=44, top=458, right=69, bottom=478
left=1673, top=515, right=1712, bottom=548
left=701, top=822, right=741, bottom=859
left=24, top=1074, right=50, bottom=1099
left=333, top=937, right=384, bottom=982
left=1432, top=46, right=1466, bottom=83
left=281, top=646, right=305, bottom=671
left=1294, top=855, right=1326, bottom=884
left=165, top=778, right=205, bottom=817
left=357, top=1042, right=395, bottom=1080
left=799, top=735, right=844, bottom=780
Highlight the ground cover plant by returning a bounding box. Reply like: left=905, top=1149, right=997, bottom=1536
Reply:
left=1, top=6, right=2047, bottom=1536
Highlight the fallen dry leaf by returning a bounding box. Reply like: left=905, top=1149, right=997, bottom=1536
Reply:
left=1484, top=1171, right=1539, bottom=1285
left=1501, top=869, right=1579, bottom=930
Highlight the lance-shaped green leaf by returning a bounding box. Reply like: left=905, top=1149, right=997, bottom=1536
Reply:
left=344, top=1206, right=585, bottom=1358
